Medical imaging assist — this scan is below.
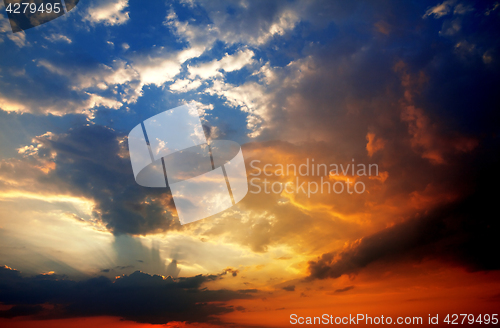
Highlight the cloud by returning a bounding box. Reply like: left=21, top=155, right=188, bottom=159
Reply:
left=0, top=48, right=134, bottom=117
left=44, top=33, right=72, bottom=44
left=0, top=266, right=251, bottom=324
left=169, top=78, right=203, bottom=92
left=423, top=0, right=456, bottom=19
left=6, top=32, right=26, bottom=48
left=165, top=1, right=300, bottom=48
left=0, top=0, right=499, bottom=289
left=308, top=157, right=500, bottom=279
left=423, top=1, right=475, bottom=19
left=0, top=43, right=206, bottom=116
left=34, top=56, right=140, bottom=107
left=394, top=61, right=478, bottom=164
left=0, top=14, right=25, bottom=47
left=188, top=49, right=255, bottom=80
left=130, top=47, right=205, bottom=87
left=0, top=10, right=26, bottom=48
left=0, top=125, right=181, bottom=235
left=85, top=0, right=130, bottom=26
left=366, top=133, right=386, bottom=157
left=206, top=78, right=272, bottom=137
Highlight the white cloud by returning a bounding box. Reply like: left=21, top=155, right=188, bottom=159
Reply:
left=164, top=9, right=217, bottom=49
left=253, top=62, right=277, bottom=85
left=207, top=79, right=271, bottom=138
left=165, top=3, right=300, bottom=50
left=257, top=10, right=299, bottom=44
left=37, top=58, right=140, bottom=95
left=0, top=97, right=29, bottom=113
left=85, top=0, right=130, bottom=26
left=7, top=31, right=26, bottom=48
left=187, top=100, right=214, bottom=121
left=188, top=49, right=254, bottom=79
left=25, top=44, right=206, bottom=116
left=0, top=0, right=305, bottom=121
left=0, top=91, right=121, bottom=118
left=85, top=93, right=122, bottom=110
left=133, top=57, right=182, bottom=86
left=128, top=46, right=205, bottom=88
left=0, top=11, right=12, bottom=44
left=202, top=56, right=317, bottom=139
left=213, top=7, right=299, bottom=46
left=0, top=58, right=138, bottom=117
left=45, top=33, right=72, bottom=43
left=169, top=79, right=202, bottom=93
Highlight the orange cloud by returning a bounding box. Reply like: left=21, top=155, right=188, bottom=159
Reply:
left=366, top=132, right=386, bottom=157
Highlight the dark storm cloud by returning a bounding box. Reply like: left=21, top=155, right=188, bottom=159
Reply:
left=253, top=0, right=500, bottom=146
left=415, top=1, right=500, bottom=135
left=37, top=125, right=179, bottom=234
left=308, top=152, right=500, bottom=279
left=0, top=305, right=44, bottom=319
left=0, top=266, right=251, bottom=324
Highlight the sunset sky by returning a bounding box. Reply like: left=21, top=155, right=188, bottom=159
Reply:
left=1, top=0, right=500, bottom=327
